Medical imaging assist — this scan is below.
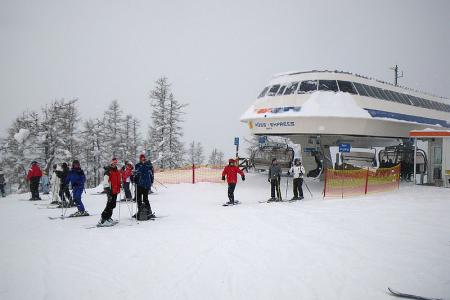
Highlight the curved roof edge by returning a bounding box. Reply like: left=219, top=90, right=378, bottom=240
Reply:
left=272, top=70, right=449, bottom=101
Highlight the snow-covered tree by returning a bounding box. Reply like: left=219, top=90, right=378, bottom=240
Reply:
left=80, top=118, right=105, bottom=187
left=40, top=99, right=80, bottom=173
left=0, top=98, right=143, bottom=189
left=208, top=148, right=225, bottom=166
left=148, top=77, right=186, bottom=169
left=188, top=141, right=204, bottom=165
left=102, top=100, right=124, bottom=159
left=0, top=111, right=44, bottom=190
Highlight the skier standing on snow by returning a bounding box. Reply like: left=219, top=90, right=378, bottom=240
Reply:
left=98, top=158, right=122, bottom=226
left=57, top=162, right=73, bottom=207
left=289, top=159, right=305, bottom=200
left=268, top=158, right=282, bottom=201
left=0, top=169, right=6, bottom=197
left=65, top=160, right=89, bottom=217
left=27, top=161, right=42, bottom=200
left=221, top=159, right=245, bottom=205
left=134, top=154, right=154, bottom=220
left=50, top=164, right=61, bottom=204
left=121, top=161, right=133, bottom=201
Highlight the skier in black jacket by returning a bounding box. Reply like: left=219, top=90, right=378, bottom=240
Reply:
left=56, top=163, right=73, bottom=207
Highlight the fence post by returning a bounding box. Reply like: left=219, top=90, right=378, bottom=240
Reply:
left=323, top=169, right=328, bottom=198
left=192, top=164, right=195, bottom=184
left=364, top=167, right=369, bottom=194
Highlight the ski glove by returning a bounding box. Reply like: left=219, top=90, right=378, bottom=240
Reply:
left=242, top=176, right=245, bottom=181
left=268, top=178, right=271, bottom=183
left=222, top=176, right=225, bottom=181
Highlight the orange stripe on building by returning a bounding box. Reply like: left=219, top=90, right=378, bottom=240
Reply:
left=409, top=131, right=450, bottom=137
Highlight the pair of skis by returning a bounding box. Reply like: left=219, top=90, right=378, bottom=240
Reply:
left=387, top=287, right=442, bottom=300
left=258, top=198, right=303, bottom=204
left=222, top=200, right=241, bottom=206
left=48, top=213, right=92, bottom=220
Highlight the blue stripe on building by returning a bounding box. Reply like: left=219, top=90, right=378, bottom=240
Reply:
left=364, top=108, right=450, bottom=128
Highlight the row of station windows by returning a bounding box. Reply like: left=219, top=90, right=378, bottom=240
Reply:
left=257, top=80, right=450, bottom=113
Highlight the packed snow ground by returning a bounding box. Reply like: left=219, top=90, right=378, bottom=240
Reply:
left=0, top=173, right=449, bottom=300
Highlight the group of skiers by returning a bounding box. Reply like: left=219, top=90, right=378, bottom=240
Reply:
left=99, top=154, right=154, bottom=226
left=24, top=153, right=155, bottom=227
left=221, top=157, right=305, bottom=204
left=21, top=154, right=305, bottom=225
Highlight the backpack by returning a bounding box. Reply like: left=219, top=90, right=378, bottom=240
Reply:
left=137, top=206, right=150, bottom=221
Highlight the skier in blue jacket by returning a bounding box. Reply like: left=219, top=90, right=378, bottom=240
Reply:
left=134, top=154, right=154, bottom=219
left=65, top=160, right=89, bottom=217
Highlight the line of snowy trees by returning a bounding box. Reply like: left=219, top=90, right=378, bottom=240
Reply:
left=0, top=99, right=143, bottom=190
left=0, top=77, right=226, bottom=191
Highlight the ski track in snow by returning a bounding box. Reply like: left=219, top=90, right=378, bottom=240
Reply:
left=0, top=173, right=449, bottom=300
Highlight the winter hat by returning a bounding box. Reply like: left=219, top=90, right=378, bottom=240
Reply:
left=111, top=158, right=118, bottom=163
left=31, top=161, right=38, bottom=165
left=228, top=159, right=235, bottom=164
left=72, top=160, right=80, bottom=168
left=139, top=154, right=146, bottom=160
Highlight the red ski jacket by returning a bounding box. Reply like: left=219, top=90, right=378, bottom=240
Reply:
left=121, top=165, right=133, bottom=183
left=222, top=165, right=244, bottom=184
left=108, top=167, right=122, bottom=195
left=27, top=164, right=42, bottom=180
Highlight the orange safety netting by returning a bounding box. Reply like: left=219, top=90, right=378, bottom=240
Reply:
left=153, top=165, right=224, bottom=185
left=323, top=165, right=400, bottom=198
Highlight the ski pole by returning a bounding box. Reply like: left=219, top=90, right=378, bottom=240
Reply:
left=154, top=178, right=167, bottom=189
left=285, top=175, right=289, bottom=199
left=304, top=180, right=313, bottom=198
left=117, top=188, right=121, bottom=223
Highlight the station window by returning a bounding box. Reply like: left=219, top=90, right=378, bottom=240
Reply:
left=267, top=85, right=280, bottom=96
left=399, top=93, right=412, bottom=105
left=353, top=82, right=369, bottom=97
left=258, top=86, right=269, bottom=98
left=391, top=91, right=404, bottom=104
left=298, top=80, right=318, bottom=93
left=421, top=98, right=433, bottom=109
left=409, top=96, right=421, bottom=107
left=276, top=85, right=286, bottom=96
left=373, top=87, right=384, bottom=99
left=318, top=80, right=338, bottom=92
left=284, top=82, right=299, bottom=95
left=443, top=103, right=450, bottom=112
left=383, top=90, right=397, bottom=102
left=337, top=81, right=357, bottom=94
left=363, top=85, right=379, bottom=99
left=444, top=104, right=449, bottom=112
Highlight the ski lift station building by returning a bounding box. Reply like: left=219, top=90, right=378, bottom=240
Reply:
left=410, top=130, right=450, bottom=188
left=241, top=70, right=450, bottom=186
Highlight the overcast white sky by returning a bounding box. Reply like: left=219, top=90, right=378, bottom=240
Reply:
left=1, top=0, right=449, bottom=157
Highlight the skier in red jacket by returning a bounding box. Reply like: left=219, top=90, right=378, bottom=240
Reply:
left=27, top=161, right=43, bottom=200
left=221, top=159, right=245, bottom=205
left=98, top=158, right=122, bottom=226
left=121, top=162, right=133, bottom=201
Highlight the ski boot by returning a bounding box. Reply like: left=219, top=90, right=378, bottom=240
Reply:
left=97, top=218, right=116, bottom=227
left=69, top=210, right=90, bottom=217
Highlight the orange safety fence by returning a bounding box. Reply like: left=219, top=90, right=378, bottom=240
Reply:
left=323, top=165, right=400, bottom=198
left=153, top=165, right=224, bottom=185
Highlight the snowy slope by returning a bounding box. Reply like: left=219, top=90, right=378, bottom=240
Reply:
left=0, top=173, right=449, bottom=300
